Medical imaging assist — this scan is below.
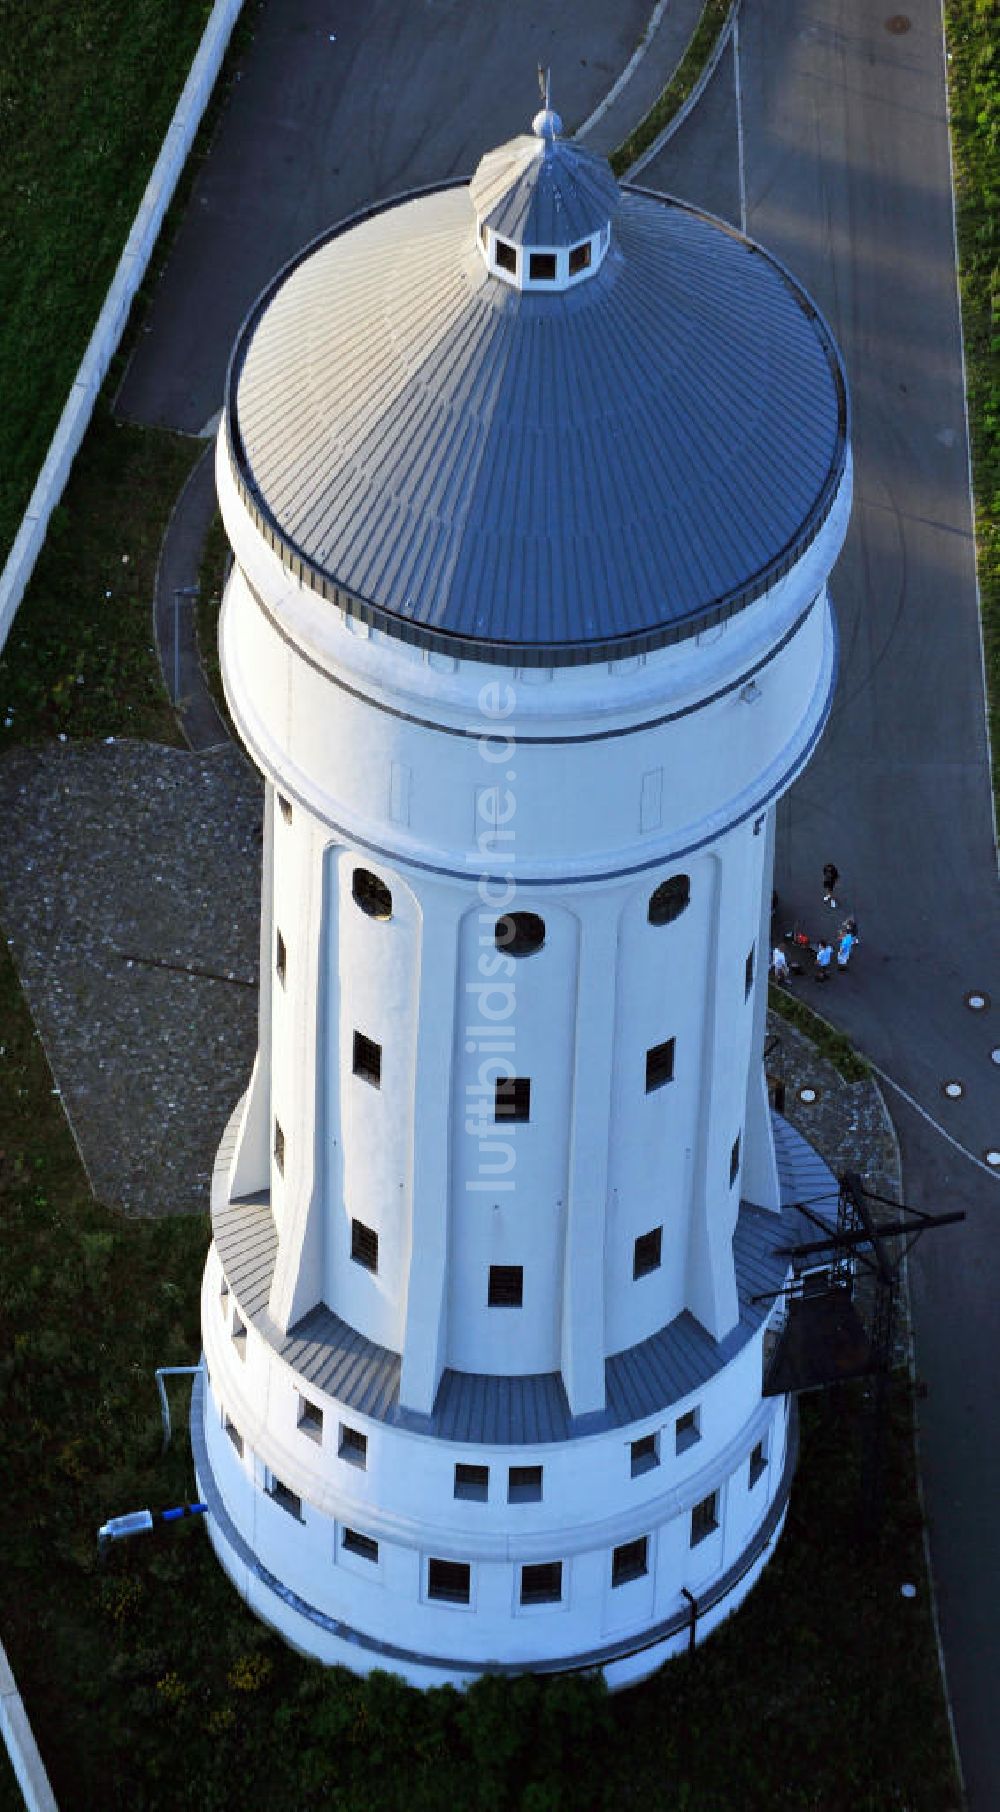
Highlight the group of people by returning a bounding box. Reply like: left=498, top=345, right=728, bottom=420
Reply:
left=771, top=862, right=859, bottom=986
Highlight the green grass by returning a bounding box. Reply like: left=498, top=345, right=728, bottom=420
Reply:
left=945, top=0, right=1000, bottom=801
left=611, top=0, right=733, bottom=177
left=0, top=0, right=218, bottom=571
left=0, top=937, right=959, bottom=1810
left=768, top=984, right=871, bottom=1083
left=0, top=403, right=200, bottom=748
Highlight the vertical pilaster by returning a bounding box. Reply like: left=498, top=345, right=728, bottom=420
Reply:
left=560, top=894, right=617, bottom=1417
left=686, top=855, right=740, bottom=1340
left=229, top=783, right=274, bottom=1199
left=742, top=807, right=780, bottom=1212
left=399, top=890, right=460, bottom=1414
left=268, top=822, right=327, bottom=1332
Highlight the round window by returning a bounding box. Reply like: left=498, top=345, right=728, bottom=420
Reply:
left=648, top=874, right=691, bottom=925
left=352, top=868, right=392, bottom=920
left=495, top=912, right=545, bottom=957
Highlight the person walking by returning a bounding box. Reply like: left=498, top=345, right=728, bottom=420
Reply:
left=772, top=945, right=791, bottom=983
left=815, top=940, right=833, bottom=982
left=822, top=862, right=839, bottom=907
left=837, top=923, right=858, bottom=968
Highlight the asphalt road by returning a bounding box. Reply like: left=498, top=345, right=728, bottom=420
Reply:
left=648, top=4, right=1000, bottom=1804
left=114, top=0, right=650, bottom=433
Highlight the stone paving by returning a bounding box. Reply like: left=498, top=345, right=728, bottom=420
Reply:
left=0, top=734, right=900, bottom=1226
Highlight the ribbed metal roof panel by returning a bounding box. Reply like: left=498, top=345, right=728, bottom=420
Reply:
left=227, top=178, right=848, bottom=667
left=469, top=133, right=620, bottom=245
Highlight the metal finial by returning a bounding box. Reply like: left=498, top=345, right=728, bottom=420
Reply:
left=532, top=67, right=561, bottom=141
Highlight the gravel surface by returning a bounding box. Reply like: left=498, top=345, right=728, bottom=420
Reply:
left=0, top=738, right=261, bottom=1216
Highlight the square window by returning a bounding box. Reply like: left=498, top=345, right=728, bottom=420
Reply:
left=749, top=1440, right=767, bottom=1488
left=675, top=1408, right=701, bottom=1454
left=495, top=1077, right=530, bottom=1122
left=273, top=1119, right=285, bottom=1175
left=278, top=794, right=293, bottom=824
left=298, top=1395, right=323, bottom=1441
left=745, top=945, right=755, bottom=999
left=454, top=1464, right=489, bottom=1503
left=488, top=1264, right=523, bottom=1307
left=633, top=1227, right=662, bottom=1280
left=339, top=1424, right=368, bottom=1469
left=223, top=1413, right=243, bottom=1458
left=276, top=930, right=287, bottom=985
left=351, top=1218, right=379, bottom=1273
left=342, top=1527, right=379, bottom=1563
left=508, top=1465, right=542, bottom=1504
left=690, top=1491, right=719, bottom=1547
left=529, top=251, right=557, bottom=281
left=428, top=1558, right=471, bottom=1603
left=568, top=241, right=592, bottom=276
left=353, top=1031, right=382, bottom=1088
left=630, top=1433, right=659, bottom=1478
left=520, top=1561, right=562, bottom=1605
left=232, top=1313, right=247, bottom=1360
left=645, top=1038, right=675, bottom=1091
left=267, top=1475, right=301, bottom=1519
left=730, top=1135, right=741, bottom=1187
left=494, top=239, right=517, bottom=274
left=612, top=1536, right=648, bottom=1587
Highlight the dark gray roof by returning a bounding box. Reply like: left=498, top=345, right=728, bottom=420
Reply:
left=215, top=1113, right=831, bottom=1446
left=469, top=130, right=620, bottom=245
left=225, top=178, right=848, bottom=668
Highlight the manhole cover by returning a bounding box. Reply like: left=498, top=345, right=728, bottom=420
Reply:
left=985, top=1150, right=1000, bottom=1169
left=941, top=1080, right=964, bottom=1100
left=885, top=13, right=911, bottom=31
left=965, top=990, right=990, bottom=1011
left=798, top=1086, right=818, bottom=1104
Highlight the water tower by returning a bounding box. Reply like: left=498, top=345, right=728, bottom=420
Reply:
left=193, top=105, right=851, bottom=1687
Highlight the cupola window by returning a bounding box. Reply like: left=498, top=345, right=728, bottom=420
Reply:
left=569, top=241, right=592, bottom=275
left=495, top=239, right=516, bottom=274
left=529, top=251, right=557, bottom=281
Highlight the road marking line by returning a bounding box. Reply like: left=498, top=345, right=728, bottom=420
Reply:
left=574, top=0, right=671, bottom=142
left=870, top=1062, right=1000, bottom=1182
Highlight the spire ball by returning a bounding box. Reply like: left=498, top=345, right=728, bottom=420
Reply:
left=532, top=106, right=563, bottom=140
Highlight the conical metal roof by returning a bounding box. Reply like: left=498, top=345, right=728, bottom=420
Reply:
left=225, top=175, right=848, bottom=668
left=469, top=122, right=620, bottom=248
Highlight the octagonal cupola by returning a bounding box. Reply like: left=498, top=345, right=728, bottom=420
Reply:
left=470, top=95, right=619, bottom=291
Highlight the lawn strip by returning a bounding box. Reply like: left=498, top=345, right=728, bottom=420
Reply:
left=611, top=0, right=733, bottom=177
left=944, top=0, right=1000, bottom=802
left=768, top=982, right=871, bottom=1083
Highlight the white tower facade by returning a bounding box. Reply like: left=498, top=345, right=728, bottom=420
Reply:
left=195, top=113, right=851, bottom=1688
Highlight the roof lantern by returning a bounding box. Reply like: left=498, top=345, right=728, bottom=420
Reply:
left=470, top=83, right=619, bottom=292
